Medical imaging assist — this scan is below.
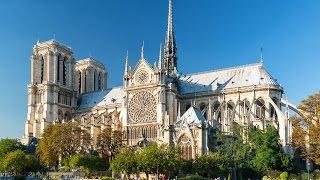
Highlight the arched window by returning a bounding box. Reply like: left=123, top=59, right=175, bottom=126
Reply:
left=227, top=101, right=235, bottom=131
left=78, top=71, right=81, bottom=94
left=243, top=100, right=250, bottom=124
left=179, top=135, right=192, bottom=160
left=57, top=55, right=61, bottom=82
left=98, top=73, right=102, bottom=90
left=40, top=56, right=44, bottom=83
left=213, top=102, right=221, bottom=123
left=256, top=98, right=265, bottom=119
left=62, top=57, right=67, bottom=85
left=57, top=110, right=63, bottom=122
left=94, top=70, right=97, bottom=91
left=84, top=71, right=87, bottom=93
left=64, top=111, right=71, bottom=121
left=270, top=97, right=278, bottom=120
left=199, top=103, right=207, bottom=119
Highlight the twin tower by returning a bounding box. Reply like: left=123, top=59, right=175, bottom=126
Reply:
left=22, top=40, right=108, bottom=143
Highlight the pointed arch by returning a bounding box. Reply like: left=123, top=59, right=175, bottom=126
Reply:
left=78, top=71, right=82, bottom=94
left=40, top=56, right=45, bottom=83
left=57, top=54, right=62, bottom=82
left=199, top=102, right=208, bottom=119
left=62, top=57, right=67, bottom=85
left=178, top=134, right=193, bottom=160
left=98, top=72, right=102, bottom=90
left=256, top=98, right=266, bottom=119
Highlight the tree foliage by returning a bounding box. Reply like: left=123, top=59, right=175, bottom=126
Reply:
left=249, top=126, right=293, bottom=174
left=0, top=138, right=25, bottom=161
left=36, top=122, right=91, bottom=167
left=96, top=125, right=123, bottom=162
left=292, top=92, right=320, bottom=165
left=193, top=152, right=227, bottom=178
left=1, top=150, right=41, bottom=175
left=69, top=153, right=106, bottom=173
left=110, top=147, right=138, bottom=177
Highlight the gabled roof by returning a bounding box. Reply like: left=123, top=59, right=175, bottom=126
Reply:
left=178, top=62, right=280, bottom=94
left=176, top=106, right=206, bottom=126
left=78, top=87, right=124, bottom=110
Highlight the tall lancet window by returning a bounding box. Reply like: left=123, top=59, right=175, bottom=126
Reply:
left=62, top=57, right=67, bottom=85
left=84, top=71, right=87, bottom=92
left=94, top=70, right=97, bottom=91
left=78, top=72, right=81, bottom=94
left=40, top=56, right=44, bottom=83
left=57, top=55, right=61, bottom=82
left=256, top=98, right=266, bottom=119
left=98, top=73, right=102, bottom=90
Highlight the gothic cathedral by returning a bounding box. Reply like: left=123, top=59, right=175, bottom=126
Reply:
left=22, top=0, right=298, bottom=159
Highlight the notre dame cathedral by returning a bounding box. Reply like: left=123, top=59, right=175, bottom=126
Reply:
left=22, top=0, right=299, bottom=159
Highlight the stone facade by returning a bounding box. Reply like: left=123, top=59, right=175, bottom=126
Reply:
left=22, top=0, right=298, bottom=159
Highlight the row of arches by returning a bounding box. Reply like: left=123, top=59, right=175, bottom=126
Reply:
left=127, top=125, right=157, bottom=140
left=57, top=109, right=72, bottom=122
left=182, top=97, right=279, bottom=130
left=58, top=92, right=72, bottom=106
left=76, top=69, right=103, bottom=94
left=33, top=53, right=71, bottom=86
left=57, top=55, right=69, bottom=86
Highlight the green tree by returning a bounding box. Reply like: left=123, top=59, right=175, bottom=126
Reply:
left=215, top=124, right=252, bottom=178
left=136, top=143, right=166, bottom=179
left=110, top=147, right=138, bottom=178
left=1, top=150, right=41, bottom=175
left=249, top=126, right=293, bottom=174
left=69, top=153, right=106, bottom=173
left=162, top=145, right=182, bottom=178
left=0, top=138, right=25, bottom=161
left=193, top=152, right=226, bottom=178
left=37, top=122, right=91, bottom=167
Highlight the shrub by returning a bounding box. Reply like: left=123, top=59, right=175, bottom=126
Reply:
left=279, top=171, right=288, bottom=180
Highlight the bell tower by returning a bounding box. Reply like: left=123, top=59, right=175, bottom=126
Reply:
left=22, top=40, right=77, bottom=144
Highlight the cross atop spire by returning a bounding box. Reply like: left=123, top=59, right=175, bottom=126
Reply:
left=164, top=0, right=177, bottom=75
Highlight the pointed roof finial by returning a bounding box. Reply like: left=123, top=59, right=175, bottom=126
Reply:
left=260, top=46, right=264, bottom=63
left=167, top=0, right=173, bottom=38
left=124, top=51, right=130, bottom=76
left=141, top=41, right=145, bottom=60
left=158, top=43, right=163, bottom=69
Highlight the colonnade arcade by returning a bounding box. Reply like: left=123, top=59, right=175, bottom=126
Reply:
left=182, top=96, right=281, bottom=132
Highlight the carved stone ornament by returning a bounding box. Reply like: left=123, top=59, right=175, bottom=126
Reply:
left=135, top=69, right=149, bottom=85
left=128, top=91, right=156, bottom=123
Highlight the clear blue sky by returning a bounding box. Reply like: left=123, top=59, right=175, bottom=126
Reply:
left=0, top=0, right=319, bottom=138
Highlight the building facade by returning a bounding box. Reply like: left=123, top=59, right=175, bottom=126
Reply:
left=22, top=0, right=299, bottom=159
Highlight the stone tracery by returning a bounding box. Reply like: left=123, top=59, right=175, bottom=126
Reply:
left=128, top=91, right=157, bottom=124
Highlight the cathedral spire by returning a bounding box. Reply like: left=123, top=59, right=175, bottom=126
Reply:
left=124, top=51, right=130, bottom=77
left=164, top=0, right=177, bottom=75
